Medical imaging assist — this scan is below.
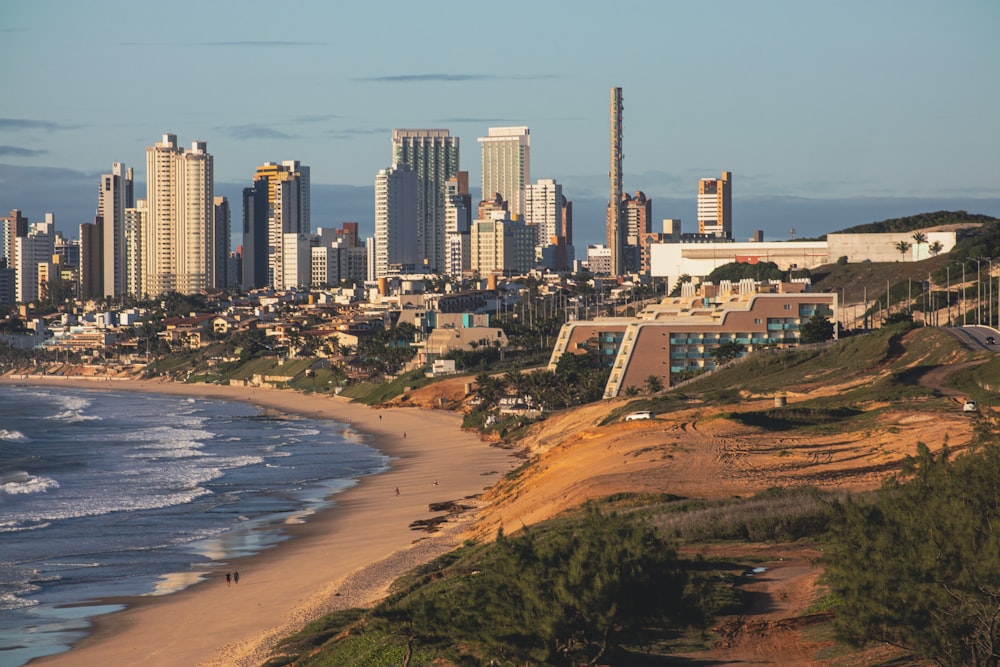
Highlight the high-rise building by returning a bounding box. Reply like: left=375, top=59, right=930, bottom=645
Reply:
left=252, top=161, right=310, bottom=289
left=524, top=178, right=563, bottom=247
left=1, top=209, right=28, bottom=271
left=241, top=179, right=269, bottom=291
left=697, top=171, right=733, bottom=238
left=444, top=172, right=472, bottom=277
left=479, top=127, right=530, bottom=217
left=213, top=196, right=230, bottom=289
left=79, top=221, right=102, bottom=299
left=374, top=163, right=418, bottom=278
left=392, top=129, right=459, bottom=273
left=607, top=87, right=625, bottom=277
left=123, top=201, right=145, bottom=297
left=470, top=210, right=535, bottom=277
left=96, top=162, right=134, bottom=298
left=142, top=134, right=215, bottom=296
left=15, top=217, right=54, bottom=303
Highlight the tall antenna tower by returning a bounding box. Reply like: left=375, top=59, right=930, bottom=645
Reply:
left=608, top=87, right=624, bottom=277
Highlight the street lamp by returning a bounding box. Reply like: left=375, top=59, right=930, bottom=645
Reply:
left=973, top=257, right=991, bottom=326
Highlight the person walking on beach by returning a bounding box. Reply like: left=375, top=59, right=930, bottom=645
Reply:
left=233, top=571, right=239, bottom=585
left=225, top=572, right=231, bottom=587
left=395, top=486, right=400, bottom=496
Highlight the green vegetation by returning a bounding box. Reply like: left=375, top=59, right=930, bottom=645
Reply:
left=799, top=314, right=835, bottom=344
left=834, top=210, right=998, bottom=235
left=272, top=509, right=703, bottom=666
left=824, top=443, right=1000, bottom=666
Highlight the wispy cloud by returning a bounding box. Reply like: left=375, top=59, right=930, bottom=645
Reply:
left=0, top=145, right=47, bottom=157
left=0, top=118, right=68, bottom=132
left=326, top=127, right=390, bottom=139
left=119, top=40, right=322, bottom=48
left=353, top=73, right=558, bottom=83
left=292, top=114, right=343, bottom=124
left=218, top=125, right=297, bottom=141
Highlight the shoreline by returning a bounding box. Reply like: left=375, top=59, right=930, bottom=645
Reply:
left=2, top=376, right=517, bottom=667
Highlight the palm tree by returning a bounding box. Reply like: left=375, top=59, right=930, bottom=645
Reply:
left=644, top=375, right=664, bottom=394
left=929, top=240, right=944, bottom=257
left=911, top=231, right=928, bottom=245
left=894, top=240, right=912, bottom=260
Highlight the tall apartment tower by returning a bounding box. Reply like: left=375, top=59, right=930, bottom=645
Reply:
left=213, top=196, right=231, bottom=289
left=697, top=171, right=733, bottom=238
left=1, top=209, right=28, bottom=270
left=143, top=134, right=214, bottom=296
left=241, top=179, right=269, bottom=291
left=374, top=163, right=418, bottom=278
left=15, top=217, right=54, bottom=304
left=123, top=201, right=145, bottom=297
left=252, top=161, right=309, bottom=289
left=96, top=162, right=134, bottom=298
left=607, top=87, right=624, bottom=277
left=444, top=172, right=472, bottom=277
left=524, top=178, right=563, bottom=248
left=479, top=127, right=530, bottom=218
left=391, top=129, right=459, bottom=273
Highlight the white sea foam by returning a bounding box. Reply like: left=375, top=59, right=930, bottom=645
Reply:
left=51, top=410, right=101, bottom=423
left=0, top=591, right=39, bottom=611
left=0, top=472, right=59, bottom=496
left=0, top=429, right=29, bottom=442
left=0, top=519, right=51, bottom=533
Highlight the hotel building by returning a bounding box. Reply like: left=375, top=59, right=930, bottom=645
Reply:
left=548, top=279, right=836, bottom=398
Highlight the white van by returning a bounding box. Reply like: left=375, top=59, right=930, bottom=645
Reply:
left=624, top=410, right=654, bottom=421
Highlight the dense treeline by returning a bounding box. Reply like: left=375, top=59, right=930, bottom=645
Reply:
left=825, top=442, right=1000, bottom=666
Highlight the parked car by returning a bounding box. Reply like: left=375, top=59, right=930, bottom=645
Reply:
left=624, top=410, right=654, bottom=421
left=963, top=400, right=979, bottom=413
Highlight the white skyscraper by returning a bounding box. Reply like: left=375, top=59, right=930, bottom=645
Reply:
left=479, top=126, right=530, bottom=217
left=143, top=134, right=214, bottom=296
left=15, top=218, right=54, bottom=304
left=524, top=178, right=563, bottom=247
left=97, top=162, right=134, bottom=298
left=392, top=129, right=459, bottom=273
left=374, top=164, right=418, bottom=278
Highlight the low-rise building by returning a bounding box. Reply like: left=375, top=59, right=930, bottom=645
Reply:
left=548, top=279, right=837, bottom=398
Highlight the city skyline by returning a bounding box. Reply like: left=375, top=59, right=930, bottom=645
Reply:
left=2, top=1, right=999, bottom=247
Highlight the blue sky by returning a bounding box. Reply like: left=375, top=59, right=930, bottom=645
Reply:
left=2, top=0, right=998, bottom=246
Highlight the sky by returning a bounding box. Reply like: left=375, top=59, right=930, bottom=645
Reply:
left=2, top=0, right=999, bottom=247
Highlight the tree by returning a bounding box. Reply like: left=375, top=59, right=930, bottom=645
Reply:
left=644, top=374, right=664, bottom=394
left=712, top=341, right=745, bottom=365
left=824, top=443, right=1000, bottom=666
left=929, top=240, right=944, bottom=256
left=799, top=314, right=834, bottom=344
left=911, top=231, right=928, bottom=245
left=396, top=509, right=693, bottom=665
left=894, top=240, right=912, bottom=259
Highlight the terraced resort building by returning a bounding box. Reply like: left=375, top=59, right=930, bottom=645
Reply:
left=548, top=279, right=837, bottom=398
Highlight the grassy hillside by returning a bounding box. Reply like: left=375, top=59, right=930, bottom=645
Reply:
left=259, top=326, right=997, bottom=666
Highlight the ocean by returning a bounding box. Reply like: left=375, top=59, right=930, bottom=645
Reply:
left=0, top=384, right=387, bottom=667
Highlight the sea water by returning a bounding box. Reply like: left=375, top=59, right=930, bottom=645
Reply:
left=0, top=384, right=387, bottom=666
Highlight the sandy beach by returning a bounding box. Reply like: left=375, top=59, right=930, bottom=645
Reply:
left=3, top=377, right=517, bottom=667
